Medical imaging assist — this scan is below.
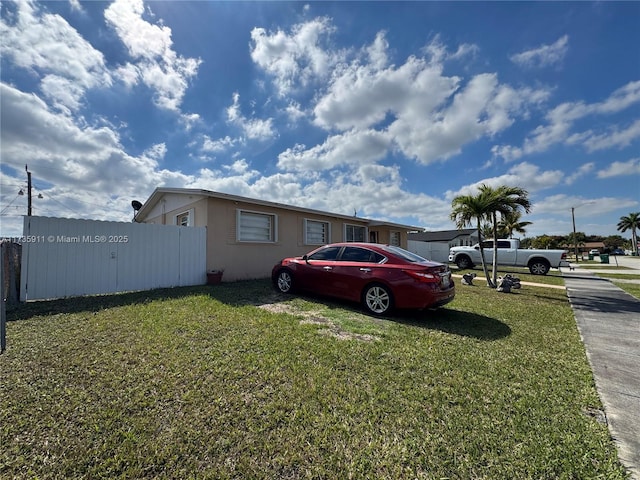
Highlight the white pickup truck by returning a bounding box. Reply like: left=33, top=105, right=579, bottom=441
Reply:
left=448, top=239, right=569, bottom=275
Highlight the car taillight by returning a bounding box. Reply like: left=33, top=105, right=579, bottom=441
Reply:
left=561, top=252, right=567, bottom=259
left=404, top=269, right=440, bottom=283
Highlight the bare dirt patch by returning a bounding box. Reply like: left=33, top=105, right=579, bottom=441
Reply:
left=258, top=301, right=380, bottom=342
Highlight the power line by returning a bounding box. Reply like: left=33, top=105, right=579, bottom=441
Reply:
left=3, top=168, right=133, bottom=218
left=0, top=194, right=22, bottom=215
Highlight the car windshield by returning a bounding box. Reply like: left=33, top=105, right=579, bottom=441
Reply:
left=379, top=245, right=428, bottom=263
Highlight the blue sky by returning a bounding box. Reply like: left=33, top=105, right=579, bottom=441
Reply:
left=1, top=0, right=639, bottom=239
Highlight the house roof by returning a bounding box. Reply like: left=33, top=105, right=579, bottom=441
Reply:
left=408, top=228, right=477, bottom=242
left=135, top=187, right=422, bottom=231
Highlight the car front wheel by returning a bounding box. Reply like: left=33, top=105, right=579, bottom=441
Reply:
left=455, top=255, right=472, bottom=270
left=275, top=269, right=294, bottom=293
left=363, top=284, right=393, bottom=315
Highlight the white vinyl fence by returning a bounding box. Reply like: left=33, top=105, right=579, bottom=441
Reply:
left=21, top=216, right=206, bottom=301
left=407, top=240, right=451, bottom=264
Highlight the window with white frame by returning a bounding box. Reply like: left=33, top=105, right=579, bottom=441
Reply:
left=305, top=219, right=330, bottom=245
left=237, top=210, right=277, bottom=242
left=344, top=224, right=366, bottom=242
left=175, top=209, right=193, bottom=227
left=390, top=231, right=401, bottom=246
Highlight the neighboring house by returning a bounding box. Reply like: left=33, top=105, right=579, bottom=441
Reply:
left=134, top=188, right=421, bottom=282
left=407, top=229, right=478, bottom=263
left=563, top=241, right=606, bottom=255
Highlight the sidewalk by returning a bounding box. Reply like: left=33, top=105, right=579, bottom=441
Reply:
left=562, top=265, right=640, bottom=479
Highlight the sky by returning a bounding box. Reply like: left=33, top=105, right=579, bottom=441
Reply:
left=1, top=0, right=639, bottom=240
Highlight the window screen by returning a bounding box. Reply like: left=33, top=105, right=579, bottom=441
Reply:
left=305, top=219, right=329, bottom=244
left=238, top=211, right=275, bottom=242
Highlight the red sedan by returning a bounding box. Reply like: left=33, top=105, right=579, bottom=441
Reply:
left=271, top=243, right=455, bottom=315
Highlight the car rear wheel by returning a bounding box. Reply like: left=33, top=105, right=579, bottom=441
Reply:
left=529, top=260, right=550, bottom=275
left=275, top=269, right=294, bottom=293
left=362, top=284, right=393, bottom=315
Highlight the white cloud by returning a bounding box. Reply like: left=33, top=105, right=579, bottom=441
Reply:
left=532, top=194, right=634, bottom=218
left=422, top=35, right=479, bottom=65
left=226, top=93, right=276, bottom=141
left=277, top=129, right=391, bottom=171
left=308, top=29, right=549, bottom=166
left=366, top=31, right=389, bottom=69
left=314, top=55, right=458, bottom=132
left=564, top=162, right=595, bottom=185
left=68, top=0, right=83, bottom=13
left=580, top=119, right=640, bottom=152
left=0, top=83, right=190, bottom=224
left=202, top=135, right=236, bottom=153
left=180, top=112, right=201, bottom=131
left=597, top=158, right=640, bottom=178
left=250, top=17, right=342, bottom=96
left=449, top=42, right=480, bottom=61
left=510, top=35, right=569, bottom=69
left=250, top=18, right=547, bottom=168
left=143, top=143, right=167, bottom=160
left=494, top=80, right=640, bottom=161
left=284, top=101, right=307, bottom=123
left=445, top=162, right=563, bottom=201
left=0, top=0, right=112, bottom=111
left=104, top=0, right=201, bottom=111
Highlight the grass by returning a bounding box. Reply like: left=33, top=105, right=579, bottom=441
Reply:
left=452, top=265, right=566, bottom=287
left=1, top=280, right=630, bottom=479
left=612, top=281, right=640, bottom=299
left=588, top=272, right=640, bottom=299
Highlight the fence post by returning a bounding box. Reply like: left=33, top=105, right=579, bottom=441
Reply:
left=1, top=241, right=6, bottom=353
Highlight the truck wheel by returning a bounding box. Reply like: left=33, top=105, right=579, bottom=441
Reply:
left=455, top=256, right=472, bottom=270
left=529, top=260, right=550, bottom=275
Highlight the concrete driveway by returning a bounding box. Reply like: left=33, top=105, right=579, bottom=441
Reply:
left=562, top=256, right=640, bottom=479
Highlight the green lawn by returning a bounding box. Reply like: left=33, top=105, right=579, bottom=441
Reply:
left=1, top=280, right=630, bottom=479
left=452, top=265, right=567, bottom=286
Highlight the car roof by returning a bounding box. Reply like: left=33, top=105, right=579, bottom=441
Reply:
left=321, top=242, right=389, bottom=250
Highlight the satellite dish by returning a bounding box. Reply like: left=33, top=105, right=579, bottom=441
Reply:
left=131, top=200, right=143, bottom=211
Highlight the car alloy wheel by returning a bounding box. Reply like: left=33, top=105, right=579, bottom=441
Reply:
left=363, top=284, right=392, bottom=315
left=276, top=270, right=293, bottom=293
left=456, top=256, right=471, bottom=270
left=529, top=261, right=550, bottom=275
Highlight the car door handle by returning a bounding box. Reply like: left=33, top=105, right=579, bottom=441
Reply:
left=359, top=268, right=371, bottom=273
left=323, top=266, right=333, bottom=271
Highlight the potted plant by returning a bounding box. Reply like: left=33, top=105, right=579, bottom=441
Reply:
left=206, top=269, right=224, bottom=285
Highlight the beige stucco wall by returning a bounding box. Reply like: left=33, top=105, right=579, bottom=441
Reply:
left=142, top=194, right=409, bottom=282
left=142, top=194, right=209, bottom=228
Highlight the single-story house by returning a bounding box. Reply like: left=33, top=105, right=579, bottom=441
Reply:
left=134, top=188, right=421, bottom=282
left=562, top=241, right=606, bottom=255
left=407, top=229, right=478, bottom=263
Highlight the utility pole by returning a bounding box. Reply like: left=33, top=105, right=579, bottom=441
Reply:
left=571, top=201, right=595, bottom=263
left=25, top=164, right=32, bottom=216
left=571, top=206, right=577, bottom=262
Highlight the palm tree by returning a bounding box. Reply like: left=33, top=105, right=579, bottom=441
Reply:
left=498, top=210, right=532, bottom=239
left=450, top=189, right=495, bottom=287
left=481, top=222, right=493, bottom=240
left=479, top=185, right=531, bottom=287
left=617, top=212, right=640, bottom=255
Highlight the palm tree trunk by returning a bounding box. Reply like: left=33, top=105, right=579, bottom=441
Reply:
left=491, top=212, right=499, bottom=287
left=476, top=219, right=494, bottom=287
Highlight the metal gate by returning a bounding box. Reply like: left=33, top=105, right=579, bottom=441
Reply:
left=20, top=216, right=206, bottom=301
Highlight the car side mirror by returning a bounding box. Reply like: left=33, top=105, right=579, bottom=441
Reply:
left=302, top=254, right=309, bottom=264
